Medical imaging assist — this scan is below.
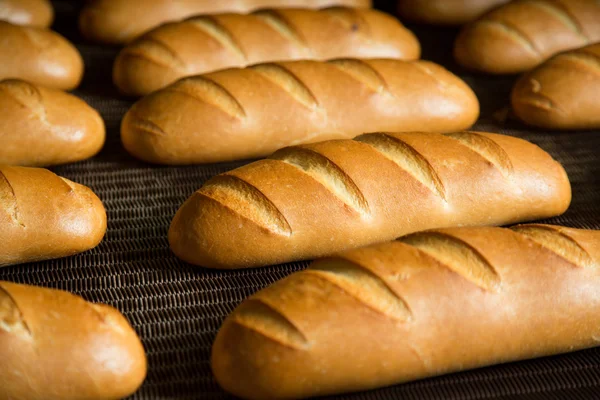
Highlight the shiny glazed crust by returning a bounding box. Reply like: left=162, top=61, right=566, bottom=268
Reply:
left=0, top=165, right=107, bottom=267
left=168, top=131, right=571, bottom=269
left=79, top=0, right=373, bottom=45
left=0, top=21, right=83, bottom=90
left=0, top=79, right=105, bottom=166
left=212, top=224, right=600, bottom=399
left=0, top=281, right=147, bottom=399
left=121, top=59, right=479, bottom=164
left=454, top=0, right=600, bottom=74
left=512, top=43, right=600, bottom=129
left=397, top=0, right=509, bottom=25
left=114, top=7, right=420, bottom=96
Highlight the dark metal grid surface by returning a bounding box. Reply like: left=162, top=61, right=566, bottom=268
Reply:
left=1, top=1, right=599, bottom=399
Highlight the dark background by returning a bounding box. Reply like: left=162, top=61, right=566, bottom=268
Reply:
left=1, top=1, right=599, bottom=399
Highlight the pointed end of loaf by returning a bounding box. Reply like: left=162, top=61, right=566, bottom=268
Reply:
left=168, top=187, right=291, bottom=269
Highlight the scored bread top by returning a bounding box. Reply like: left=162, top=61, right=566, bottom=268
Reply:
left=0, top=281, right=147, bottom=400
left=80, top=0, right=373, bottom=45
left=212, top=224, right=600, bottom=399
left=0, top=165, right=107, bottom=267
left=454, top=0, right=600, bottom=74
left=121, top=59, right=479, bottom=164
left=511, top=42, right=600, bottom=129
left=114, top=7, right=420, bottom=96
left=168, top=131, right=571, bottom=269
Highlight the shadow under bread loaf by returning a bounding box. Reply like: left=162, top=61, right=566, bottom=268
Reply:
left=0, top=0, right=54, bottom=28
left=168, top=131, right=571, bottom=269
left=0, top=281, right=147, bottom=400
left=0, top=165, right=106, bottom=267
left=0, top=79, right=105, bottom=166
left=397, top=0, right=509, bottom=26
left=454, top=0, right=600, bottom=74
left=0, top=21, right=83, bottom=90
left=80, top=0, right=373, bottom=45
left=512, top=42, right=600, bottom=130
left=114, top=7, right=420, bottom=97
left=212, top=224, right=600, bottom=399
left=121, top=59, right=479, bottom=164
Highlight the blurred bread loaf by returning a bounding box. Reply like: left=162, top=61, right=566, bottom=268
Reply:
left=454, top=0, right=600, bottom=74
left=512, top=43, right=600, bottom=129
left=0, top=0, right=53, bottom=27
left=114, top=7, right=420, bottom=96
left=0, top=21, right=83, bottom=90
left=397, top=0, right=509, bottom=25
left=80, top=0, right=373, bottom=45
left=0, top=79, right=105, bottom=166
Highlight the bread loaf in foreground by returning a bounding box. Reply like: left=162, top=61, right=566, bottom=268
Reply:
left=169, top=131, right=571, bottom=269
left=114, top=7, right=420, bottom=96
left=80, top=0, right=373, bottom=45
left=0, top=79, right=105, bottom=166
left=397, top=0, right=508, bottom=25
left=454, top=0, right=600, bottom=74
left=0, top=165, right=106, bottom=267
left=212, top=224, right=600, bottom=399
left=0, top=281, right=147, bottom=400
left=0, top=21, right=83, bottom=90
left=512, top=43, right=600, bottom=130
left=121, top=59, right=479, bottom=164
left=0, top=0, right=53, bottom=27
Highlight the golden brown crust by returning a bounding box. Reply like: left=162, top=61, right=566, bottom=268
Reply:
left=212, top=224, right=600, bottom=399
left=0, top=21, right=83, bottom=90
left=397, top=0, right=509, bottom=25
left=113, top=8, right=420, bottom=96
left=0, top=0, right=53, bottom=27
left=168, top=131, right=571, bottom=269
left=0, top=165, right=107, bottom=267
left=121, top=59, right=479, bottom=164
left=0, top=281, right=147, bottom=400
left=80, top=0, right=373, bottom=45
left=0, top=79, right=105, bottom=166
left=454, top=0, right=600, bottom=74
left=511, top=43, right=600, bottom=129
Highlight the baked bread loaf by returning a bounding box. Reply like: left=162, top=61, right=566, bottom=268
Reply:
left=80, top=0, right=373, bottom=45
left=114, top=8, right=420, bottom=96
left=169, top=131, right=571, bottom=269
left=0, top=165, right=106, bottom=267
left=397, top=0, right=509, bottom=25
left=121, top=59, right=479, bottom=164
left=0, top=79, right=105, bottom=166
left=0, top=281, right=147, bottom=400
left=512, top=43, right=600, bottom=130
left=454, top=0, right=600, bottom=74
left=212, top=224, right=600, bottom=399
left=0, top=0, right=53, bottom=27
left=0, top=21, right=83, bottom=90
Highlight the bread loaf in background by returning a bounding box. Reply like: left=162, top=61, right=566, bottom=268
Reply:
left=80, top=0, right=373, bottom=45
left=212, top=224, right=600, bottom=399
left=0, top=21, right=83, bottom=90
left=0, top=79, right=105, bottom=166
left=0, top=281, right=147, bottom=400
left=114, top=7, right=420, bottom=96
left=169, top=131, right=571, bottom=269
left=0, top=0, right=53, bottom=27
left=121, top=59, right=479, bottom=164
left=512, top=43, right=600, bottom=130
left=454, top=0, right=600, bottom=74
left=397, top=0, right=508, bottom=25
left=0, top=165, right=106, bottom=267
